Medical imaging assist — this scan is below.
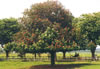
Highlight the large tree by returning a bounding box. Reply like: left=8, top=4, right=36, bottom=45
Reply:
left=0, top=18, right=19, bottom=47
left=18, top=0, right=73, bottom=60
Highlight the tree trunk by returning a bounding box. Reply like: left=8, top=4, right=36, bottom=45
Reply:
left=6, top=51, right=9, bottom=59
left=34, top=53, right=37, bottom=59
left=19, top=53, right=24, bottom=58
left=91, top=48, right=96, bottom=61
left=63, top=51, right=66, bottom=59
left=38, top=53, right=41, bottom=58
left=23, top=53, right=26, bottom=58
left=54, top=52, right=57, bottom=61
left=48, top=53, right=50, bottom=60
left=50, top=52, right=55, bottom=66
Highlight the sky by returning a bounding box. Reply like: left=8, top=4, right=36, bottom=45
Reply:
left=0, top=0, right=100, bottom=19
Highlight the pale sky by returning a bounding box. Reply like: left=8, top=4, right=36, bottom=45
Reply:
left=0, top=0, right=100, bottom=19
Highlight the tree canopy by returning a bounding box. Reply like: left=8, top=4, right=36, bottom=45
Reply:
left=73, top=12, right=100, bottom=60
left=0, top=18, right=20, bottom=47
left=23, top=0, right=73, bottom=28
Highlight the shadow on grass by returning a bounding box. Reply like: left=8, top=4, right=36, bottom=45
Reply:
left=0, top=58, right=4, bottom=61
left=29, top=63, right=91, bottom=69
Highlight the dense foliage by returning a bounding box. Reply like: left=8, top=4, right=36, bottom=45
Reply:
left=0, top=18, right=20, bottom=47
left=73, top=12, right=100, bottom=60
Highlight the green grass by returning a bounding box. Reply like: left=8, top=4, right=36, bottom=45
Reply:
left=80, top=61, right=100, bottom=69
left=1, top=61, right=100, bottom=69
left=0, top=61, right=50, bottom=69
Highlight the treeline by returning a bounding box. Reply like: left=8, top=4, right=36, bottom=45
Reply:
left=0, top=0, right=100, bottom=66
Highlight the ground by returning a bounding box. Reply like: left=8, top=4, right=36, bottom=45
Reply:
left=0, top=61, right=100, bottom=69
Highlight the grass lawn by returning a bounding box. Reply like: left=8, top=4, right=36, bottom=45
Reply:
left=1, top=61, right=100, bottom=69
left=0, top=61, right=50, bottom=69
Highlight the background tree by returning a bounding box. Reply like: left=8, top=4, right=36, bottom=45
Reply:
left=4, top=42, right=17, bottom=59
left=74, top=12, right=100, bottom=60
left=0, top=18, right=20, bottom=47
left=72, top=18, right=88, bottom=50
